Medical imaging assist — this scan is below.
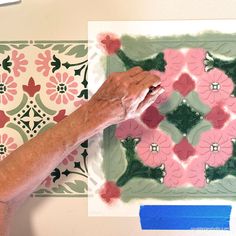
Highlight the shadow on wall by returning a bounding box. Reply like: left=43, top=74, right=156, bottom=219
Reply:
left=11, top=197, right=47, bottom=236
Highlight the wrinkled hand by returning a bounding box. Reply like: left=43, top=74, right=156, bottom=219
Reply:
left=89, top=66, right=164, bottom=124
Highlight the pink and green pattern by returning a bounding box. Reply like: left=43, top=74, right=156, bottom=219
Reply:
left=98, top=33, right=236, bottom=203
left=0, top=41, right=88, bottom=197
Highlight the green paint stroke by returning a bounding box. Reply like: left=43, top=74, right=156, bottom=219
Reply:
left=186, top=91, right=211, bottom=114
left=121, top=32, right=236, bottom=59
left=121, top=176, right=236, bottom=202
left=121, top=177, right=236, bottom=202
left=159, top=92, right=182, bottom=114
left=187, top=120, right=212, bottom=146
left=35, top=94, right=57, bottom=115
left=106, top=54, right=126, bottom=76
left=116, top=49, right=166, bottom=71
left=159, top=120, right=183, bottom=143
left=102, top=125, right=127, bottom=181
left=7, top=94, right=28, bottom=116
left=116, top=138, right=164, bottom=187
left=7, top=123, right=28, bottom=143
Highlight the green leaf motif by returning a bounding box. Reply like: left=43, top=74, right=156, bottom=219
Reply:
left=2, top=55, right=12, bottom=73
left=77, top=89, right=88, bottom=99
left=0, top=45, right=11, bottom=54
left=187, top=120, right=212, bottom=146
left=52, top=44, right=72, bottom=53
left=102, top=125, right=127, bottom=181
left=34, top=44, right=53, bottom=49
left=159, top=92, right=182, bottom=114
left=186, top=91, right=211, bottom=114
left=33, top=189, right=52, bottom=194
left=52, top=185, right=72, bottom=193
left=10, top=44, right=29, bottom=49
left=64, top=180, right=88, bottom=193
left=66, top=45, right=88, bottom=58
left=159, top=120, right=183, bottom=143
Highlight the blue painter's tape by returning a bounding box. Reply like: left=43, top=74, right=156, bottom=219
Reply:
left=139, top=205, right=232, bottom=230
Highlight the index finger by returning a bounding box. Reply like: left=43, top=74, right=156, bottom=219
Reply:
left=124, top=66, right=143, bottom=77
left=138, top=73, right=161, bottom=88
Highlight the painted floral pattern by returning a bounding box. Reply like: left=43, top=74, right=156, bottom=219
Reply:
left=0, top=133, right=17, bottom=160
left=136, top=130, right=173, bottom=167
left=197, top=68, right=234, bottom=106
left=0, top=73, right=17, bottom=105
left=46, top=72, right=79, bottom=104
left=115, top=119, right=144, bottom=140
left=99, top=38, right=236, bottom=199
left=11, top=50, right=28, bottom=77
left=0, top=41, right=88, bottom=197
left=35, top=50, right=52, bottom=76
left=186, top=48, right=207, bottom=76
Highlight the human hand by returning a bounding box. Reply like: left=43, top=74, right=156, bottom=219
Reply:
left=88, top=66, right=164, bottom=124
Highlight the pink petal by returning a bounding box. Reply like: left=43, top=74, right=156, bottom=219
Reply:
left=185, top=158, right=206, bottom=187
left=164, top=159, right=185, bottom=187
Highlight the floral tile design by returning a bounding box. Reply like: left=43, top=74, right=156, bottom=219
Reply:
left=88, top=29, right=236, bottom=212
left=0, top=41, right=88, bottom=197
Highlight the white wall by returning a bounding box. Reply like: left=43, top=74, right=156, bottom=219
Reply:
left=1, top=0, right=236, bottom=235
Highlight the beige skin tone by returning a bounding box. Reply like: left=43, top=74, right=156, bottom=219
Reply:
left=0, top=67, right=163, bottom=236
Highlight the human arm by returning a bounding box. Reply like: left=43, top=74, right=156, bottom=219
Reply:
left=0, top=67, right=163, bottom=205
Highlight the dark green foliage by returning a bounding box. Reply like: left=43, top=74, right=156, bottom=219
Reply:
left=116, top=137, right=165, bottom=187
left=206, top=142, right=236, bottom=181
left=166, top=103, right=202, bottom=134
left=116, top=49, right=166, bottom=71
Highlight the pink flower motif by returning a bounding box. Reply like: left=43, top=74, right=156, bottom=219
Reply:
left=136, top=130, right=173, bottom=168
left=11, top=50, right=28, bottom=77
left=197, top=68, right=234, bottom=106
left=41, top=176, right=52, bottom=188
left=163, top=49, right=185, bottom=79
left=74, top=99, right=86, bottom=108
left=46, top=72, right=78, bottom=104
left=98, top=33, right=121, bottom=55
left=0, top=73, right=17, bottom=105
left=141, top=105, right=164, bottom=129
left=164, top=159, right=185, bottom=187
left=173, top=73, right=195, bottom=96
left=35, top=50, right=52, bottom=76
left=225, top=120, right=236, bottom=139
left=174, top=138, right=196, bottom=161
left=62, top=149, right=78, bottom=165
left=185, top=158, right=206, bottom=188
left=186, top=48, right=207, bottom=76
left=0, top=133, right=17, bottom=160
left=226, top=96, right=236, bottom=113
left=196, top=129, right=232, bottom=167
left=115, top=119, right=144, bottom=140
left=0, top=110, right=9, bottom=128
left=151, top=49, right=185, bottom=96
left=205, top=105, right=230, bottom=129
